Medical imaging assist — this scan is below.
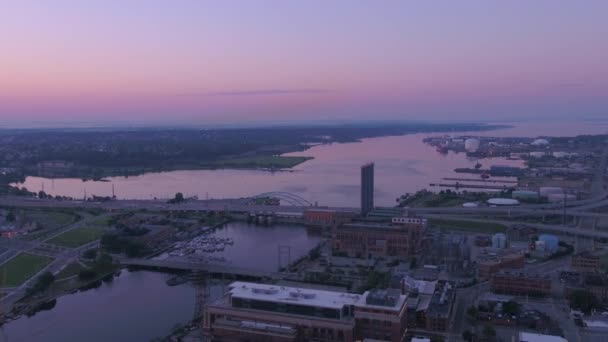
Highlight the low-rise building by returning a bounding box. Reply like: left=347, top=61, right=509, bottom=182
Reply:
left=561, top=271, right=608, bottom=302
left=571, top=252, right=600, bottom=273
left=491, top=270, right=551, bottom=297
left=424, top=281, right=454, bottom=332
left=304, top=209, right=356, bottom=226
left=518, top=332, right=567, bottom=342
left=332, top=215, right=426, bottom=258
left=354, top=289, right=408, bottom=342
left=477, top=249, right=525, bottom=279
left=204, top=281, right=408, bottom=342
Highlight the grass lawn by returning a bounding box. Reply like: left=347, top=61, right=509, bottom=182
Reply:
left=211, top=155, right=312, bottom=169
left=0, top=254, right=53, bottom=287
left=429, top=218, right=507, bottom=234
left=55, top=262, right=85, bottom=280
left=47, top=227, right=107, bottom=248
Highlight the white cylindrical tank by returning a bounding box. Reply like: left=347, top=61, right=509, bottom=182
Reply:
left=529, top=152, right=546, bottom=158
left=539, top=187, right=563, bottom=197
left=492, top=233, right=507, bottom=249
left=552, top=151, right=568, bottom=158
left=465, top=138, right=480, bottom=152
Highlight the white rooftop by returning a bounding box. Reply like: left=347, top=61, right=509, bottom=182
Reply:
left=519, top=332, right=567, bottom=342
left=411, top=338, right=431, bottom=342
left=402, top=276, right=437, bottom=295
left=228, top=281, right=361, bottom=310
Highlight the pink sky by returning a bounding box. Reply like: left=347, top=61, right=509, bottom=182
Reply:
left=1, top=1, right=607, bottom=126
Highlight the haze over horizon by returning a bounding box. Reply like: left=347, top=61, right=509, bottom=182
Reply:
left=1, top=0, right=607, bottom=126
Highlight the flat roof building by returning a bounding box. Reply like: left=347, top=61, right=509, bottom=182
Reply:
left=204, top=281, right=408, bottom=342
left=333, top=215, right=427, bottom=259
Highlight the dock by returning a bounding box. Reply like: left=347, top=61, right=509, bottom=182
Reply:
left=442, top=177, right=517, bottom=184
left=430, top=183, right=515, bottom=190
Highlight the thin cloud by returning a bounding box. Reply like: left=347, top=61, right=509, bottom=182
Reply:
left=168, top=89, right=330, bottom=97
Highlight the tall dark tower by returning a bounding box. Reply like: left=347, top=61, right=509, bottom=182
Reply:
left=361, top=162, right=374, bottom=216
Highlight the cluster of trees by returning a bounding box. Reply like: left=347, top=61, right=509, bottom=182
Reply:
left=78, top=253, right=113, bottom=280
left=101, top=233, right=150, bottom=257
left=569, top=289, right=599, bottom=314
left=167, top=192, right=185, bottom=204
left=26, top=271, right=55, bottom=296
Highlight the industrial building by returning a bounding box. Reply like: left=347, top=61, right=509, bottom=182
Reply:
left=477, top=249, right=525, bottom=279
left=303, top=208, right=356, bottom=226
left=332, top=215, right=427, bottom=258
left=571, top=252, right=600, bottom=273
left=491, top=270, right=552, bottom=297
left=361, top=163, right=374, bottom=216
left=203, top=281, right=408, bottom=342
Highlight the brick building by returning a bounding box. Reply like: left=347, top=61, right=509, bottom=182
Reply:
left=303, top=209, right=355, bottom=227
left=491, top=270, right=552, bottom=297
left=477, top=250, right=525, bottom=279
left=571, top=252, right=600, bottom=273
left=332, top=216, right=426, bottom=258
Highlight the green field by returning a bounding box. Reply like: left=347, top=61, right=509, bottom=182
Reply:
left=47, top=227, right=107, bottom=248
left=429, top=219, right=507, bottom=234
left=0, top=254, right=53, bottom=287
left=210, top=155, right=312, bottom=169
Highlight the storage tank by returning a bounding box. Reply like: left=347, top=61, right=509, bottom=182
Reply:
left=538, top=234, right=559, bottom=253
left=552, top=151, right=569, bottom=158
left=492, top=233, right=507, bottom=249
left=464, top=138, right=480, bottom=152
left=535, top=240, right=546, bottom=252
left=531, top=138, right=549, bottom=146
left=539, top=187, right=563, bottom=197
left=547, top=193, right=576, bottom=203
left=529, top=152, right=546, bottom=158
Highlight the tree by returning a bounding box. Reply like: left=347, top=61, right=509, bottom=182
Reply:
left=83, top=248, right=98, bottom=259
left=27, top=271, right=55, bottom=295
left=502, top=300, right=521, bottom=316
left=483, top=325, right=496, bottom=339
left=174, top=192, right=184, bottom=202
left=467, top=305, right=478, bottom=318
left=38, top=190, right=47, bottom=199
left=569, top=289, right=598, bottom=314
left=5, top=210, right=16, bottom=222
left=462, top=330, right=474, bottom=342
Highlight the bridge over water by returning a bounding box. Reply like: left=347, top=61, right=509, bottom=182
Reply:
left=120, top=258, right=285, bottom=280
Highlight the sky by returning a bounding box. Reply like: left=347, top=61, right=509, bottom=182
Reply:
left=1, top=0, right=607, bottom=127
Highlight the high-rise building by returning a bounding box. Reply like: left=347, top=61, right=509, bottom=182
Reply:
left=360, top=162, right=374, bottom=216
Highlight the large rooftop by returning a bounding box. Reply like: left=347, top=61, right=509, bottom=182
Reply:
left=228, top=281, right=362, bottom=310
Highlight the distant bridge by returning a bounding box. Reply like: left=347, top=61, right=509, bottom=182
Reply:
left=247, top=192, right=313, bottom=206
left=120, top=258, right=285, bottom=279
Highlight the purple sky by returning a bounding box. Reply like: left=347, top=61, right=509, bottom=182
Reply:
left=1, top=1, right=607, bottom=126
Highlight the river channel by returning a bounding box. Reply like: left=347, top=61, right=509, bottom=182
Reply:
left=5, top=121, right=608, bottom=341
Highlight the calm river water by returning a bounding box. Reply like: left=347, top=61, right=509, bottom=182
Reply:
left=4, top=222, right=321, bottom=342
left=20, top=122, right=607, bottom=207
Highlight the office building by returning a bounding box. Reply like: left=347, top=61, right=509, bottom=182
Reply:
left=332, top=215, right=427, bottom=258
left=203, top=281, right=408, bottom=342
left=361, top=163, right=374, bottom=216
